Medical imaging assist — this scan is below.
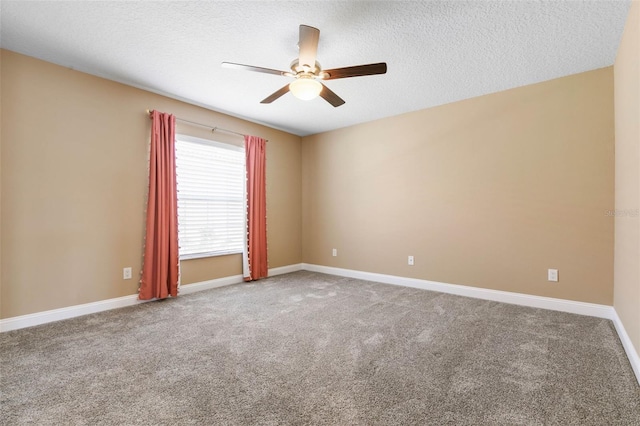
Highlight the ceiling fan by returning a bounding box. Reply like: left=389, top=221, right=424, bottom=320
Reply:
left=222, top=25, right=387, bottom=107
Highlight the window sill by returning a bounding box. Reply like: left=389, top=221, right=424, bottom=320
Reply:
left=179, top=250, right=242, bottom=261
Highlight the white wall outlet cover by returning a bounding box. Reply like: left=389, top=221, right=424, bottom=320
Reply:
left=548, top=269, right=558, bottom=282
left=332, top=249, right=337, bottom=257
left=123, top=267, right=132, bottom=280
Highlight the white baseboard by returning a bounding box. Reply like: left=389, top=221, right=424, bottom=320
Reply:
left=0, top=294, right=147, bottom=332
left=269, top=263, right=303, bottom=276
left=611, top=310, right=640, bottom=385
left=178, top=274, right=244, bottom=295
left=177, top=263, right=303, bottom=296
left=0, top=265, right=299, bottom=332
left=302, top=263, right=615, bottom=319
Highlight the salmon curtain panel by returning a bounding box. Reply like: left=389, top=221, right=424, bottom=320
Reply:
left=139, top=110, right=179, bottom=300
left=243, top=135, right=268, bottom=281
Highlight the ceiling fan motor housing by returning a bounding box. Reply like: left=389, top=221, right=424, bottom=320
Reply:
left=290, top=59, right=327, bottom=79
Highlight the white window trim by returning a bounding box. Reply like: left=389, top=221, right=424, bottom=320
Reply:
left=176, top=134, right=246, bottom=261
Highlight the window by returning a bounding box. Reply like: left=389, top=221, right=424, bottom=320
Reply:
left=175, top=135, right=245, bottom=259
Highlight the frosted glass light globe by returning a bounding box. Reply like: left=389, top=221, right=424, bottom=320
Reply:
left=289, top=77, right=322, bottom=100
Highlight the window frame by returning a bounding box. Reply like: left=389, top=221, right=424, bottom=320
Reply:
left=175, top=134, right=246, bottom=261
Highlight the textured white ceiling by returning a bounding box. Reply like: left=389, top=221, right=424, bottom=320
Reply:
left=1, top=1, right=631, bottom=136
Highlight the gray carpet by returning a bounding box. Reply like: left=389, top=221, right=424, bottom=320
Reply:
left=1, top=271, right=639, bottom=425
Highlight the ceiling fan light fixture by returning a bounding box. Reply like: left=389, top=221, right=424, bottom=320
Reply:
left=289, top=76, right=322, bottom=100
left=223, top=25, right=386, bottom=107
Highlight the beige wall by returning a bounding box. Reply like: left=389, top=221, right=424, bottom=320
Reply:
left=614, top=1, right=640, bottom=361
left=0, top=50, right=3, bottom=315
left=0, top=45, right=623, bottom=318
left=0, top=50, right=302, bottom=319
left=302, top=68, right=615, bottom=305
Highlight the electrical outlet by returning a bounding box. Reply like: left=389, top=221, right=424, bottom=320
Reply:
left=332, top=248, right=337, bottom=257
left=548, top=269, right=558, bottom=282
left=408, top=256, right=414, bottom=266
left=123, top=267, right=132, bottom=280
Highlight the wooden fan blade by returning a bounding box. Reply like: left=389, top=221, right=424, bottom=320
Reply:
left=322, top=62, right=387, bottom=80
left=260, top=84, right=291, bottom=104
left=319, top=83, right=345, bottom=107
left=298, top=25, right=320, bottom=69
left=222, top=62, right=289, bottom=77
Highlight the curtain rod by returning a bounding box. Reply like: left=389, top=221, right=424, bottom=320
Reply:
left=146, top=109, right=252, bottom=139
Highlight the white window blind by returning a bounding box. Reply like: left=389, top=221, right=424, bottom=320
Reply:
left=175, top=135, right=245, bottom=259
